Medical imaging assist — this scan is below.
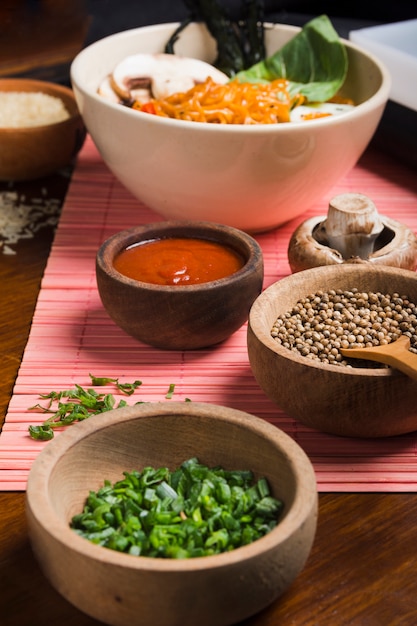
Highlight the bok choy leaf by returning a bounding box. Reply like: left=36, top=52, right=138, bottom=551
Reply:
left=235, top=15, right=348, bottom=103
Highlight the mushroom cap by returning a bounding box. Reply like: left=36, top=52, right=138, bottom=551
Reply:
left=288, top=214, right=417, bottom=273
left=104, top=53, right=229, bottom=102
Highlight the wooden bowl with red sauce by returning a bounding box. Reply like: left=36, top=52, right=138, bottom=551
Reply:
left=96, top=221, right=264, bottom=349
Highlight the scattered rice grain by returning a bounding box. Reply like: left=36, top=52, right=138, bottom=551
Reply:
left=0, top=190, right=61, bottom=254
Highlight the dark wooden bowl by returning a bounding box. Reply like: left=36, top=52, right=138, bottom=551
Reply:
left=0, top=78, right=86, bottom=180
left=96, top=221, right=264, bottom=350
left=248, top=264, right=417, bottom=438
left=25, top=401, right=318, bottom=626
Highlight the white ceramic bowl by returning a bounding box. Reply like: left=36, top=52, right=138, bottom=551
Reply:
left=71, top=22, right=390, bottom=233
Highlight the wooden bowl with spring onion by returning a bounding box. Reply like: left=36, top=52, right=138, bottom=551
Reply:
left=0, top=78, right=86, bottom=181
left=247, top=264, right=417, bottom=438
left=96, top=220, right=264, bottom=350
left=25, top=401, right=318, bottom=626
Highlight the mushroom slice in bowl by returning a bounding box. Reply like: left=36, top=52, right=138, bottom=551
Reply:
left=100, top=53, right=229, bottom=104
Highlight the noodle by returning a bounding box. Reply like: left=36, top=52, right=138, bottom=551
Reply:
left=135, top=77, right=305, bottom=125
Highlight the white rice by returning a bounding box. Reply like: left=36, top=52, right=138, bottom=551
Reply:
left=0, top=91, right=70, bottom=128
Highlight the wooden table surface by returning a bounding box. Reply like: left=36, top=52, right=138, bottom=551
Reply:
left=2, top=3, right=417, bottom=625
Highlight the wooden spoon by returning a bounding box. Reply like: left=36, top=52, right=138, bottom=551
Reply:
left=340, top=335, right=417, bottom=381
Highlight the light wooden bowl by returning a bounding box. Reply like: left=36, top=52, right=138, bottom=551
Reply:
left=248, top=264, right=417, bottom=438
left=26, top=402, right=317, bottom=626
left=96, top=221, right=264, bottom=350
left=0, top=78, right=86, bottom=180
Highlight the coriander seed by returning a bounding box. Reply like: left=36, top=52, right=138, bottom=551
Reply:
left=271, top=289, right=417, bottom=368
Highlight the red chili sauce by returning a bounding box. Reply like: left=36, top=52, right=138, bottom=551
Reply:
left=113, top=237, right=245, bottom=286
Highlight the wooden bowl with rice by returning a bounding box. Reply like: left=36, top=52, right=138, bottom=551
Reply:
left=0, top=78, right=86, bottom=181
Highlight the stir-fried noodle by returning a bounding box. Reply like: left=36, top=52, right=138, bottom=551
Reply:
left=134, top=77, right=306, bottom=124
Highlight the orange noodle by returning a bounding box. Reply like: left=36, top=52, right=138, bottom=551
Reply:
left=134, top=77, right=306, bottom=125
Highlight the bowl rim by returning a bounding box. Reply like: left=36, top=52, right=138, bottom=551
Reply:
left=26, top=401, right=317, bottom=573
left=70, top=20, right=391, bottom=134
left=0, top=78, right=81, bottom=131
left=96, top=220, right=264, bottom=291
left=248, top=264, right=417, bottom=378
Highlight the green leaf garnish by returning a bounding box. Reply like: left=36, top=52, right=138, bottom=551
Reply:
left=89, top=374, right=142, bottom=395
left=28, top=376, right=183, bottom=440
left=165, top=383, right=176, bottom=399
left=235, top=15, right=348, bottom=103
left=28, top=424, right=55, bottom=441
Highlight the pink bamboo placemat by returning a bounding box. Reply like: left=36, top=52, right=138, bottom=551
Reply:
left=1, top=136, right=417, bottom=492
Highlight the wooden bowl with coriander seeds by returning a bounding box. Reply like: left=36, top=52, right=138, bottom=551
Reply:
left=25, top=401, right=318, bottom=626
left=247, top=264, right=417, bottom=438
left=96, top=220, right=264, bottom=350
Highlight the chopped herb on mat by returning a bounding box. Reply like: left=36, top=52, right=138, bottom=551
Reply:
left=71, top=457, right=283, bottom=558
left=28, top=374, right=184, bottom=441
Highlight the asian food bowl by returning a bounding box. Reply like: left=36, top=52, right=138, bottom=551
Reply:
left=96, top=220, right=264, bottom=350
left=70, top=20, right=390, bottom=233
left=247, top=264, right=417, bottom=438
left=25, top=401, right=318, bottom=626
left=0, top=78, right=86, bottom=181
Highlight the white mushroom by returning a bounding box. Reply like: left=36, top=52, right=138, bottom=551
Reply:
left=287, top=193, right=417, bottom=273
left=105, top=53, right=229, bottom=103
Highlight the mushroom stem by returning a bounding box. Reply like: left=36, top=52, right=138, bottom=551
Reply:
left=315, top=193, right=384, bottom=259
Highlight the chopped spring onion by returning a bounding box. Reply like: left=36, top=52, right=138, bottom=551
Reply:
left=71, top=457, right=284, bottom=558
left=28, top=375, right=183, bottom=441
